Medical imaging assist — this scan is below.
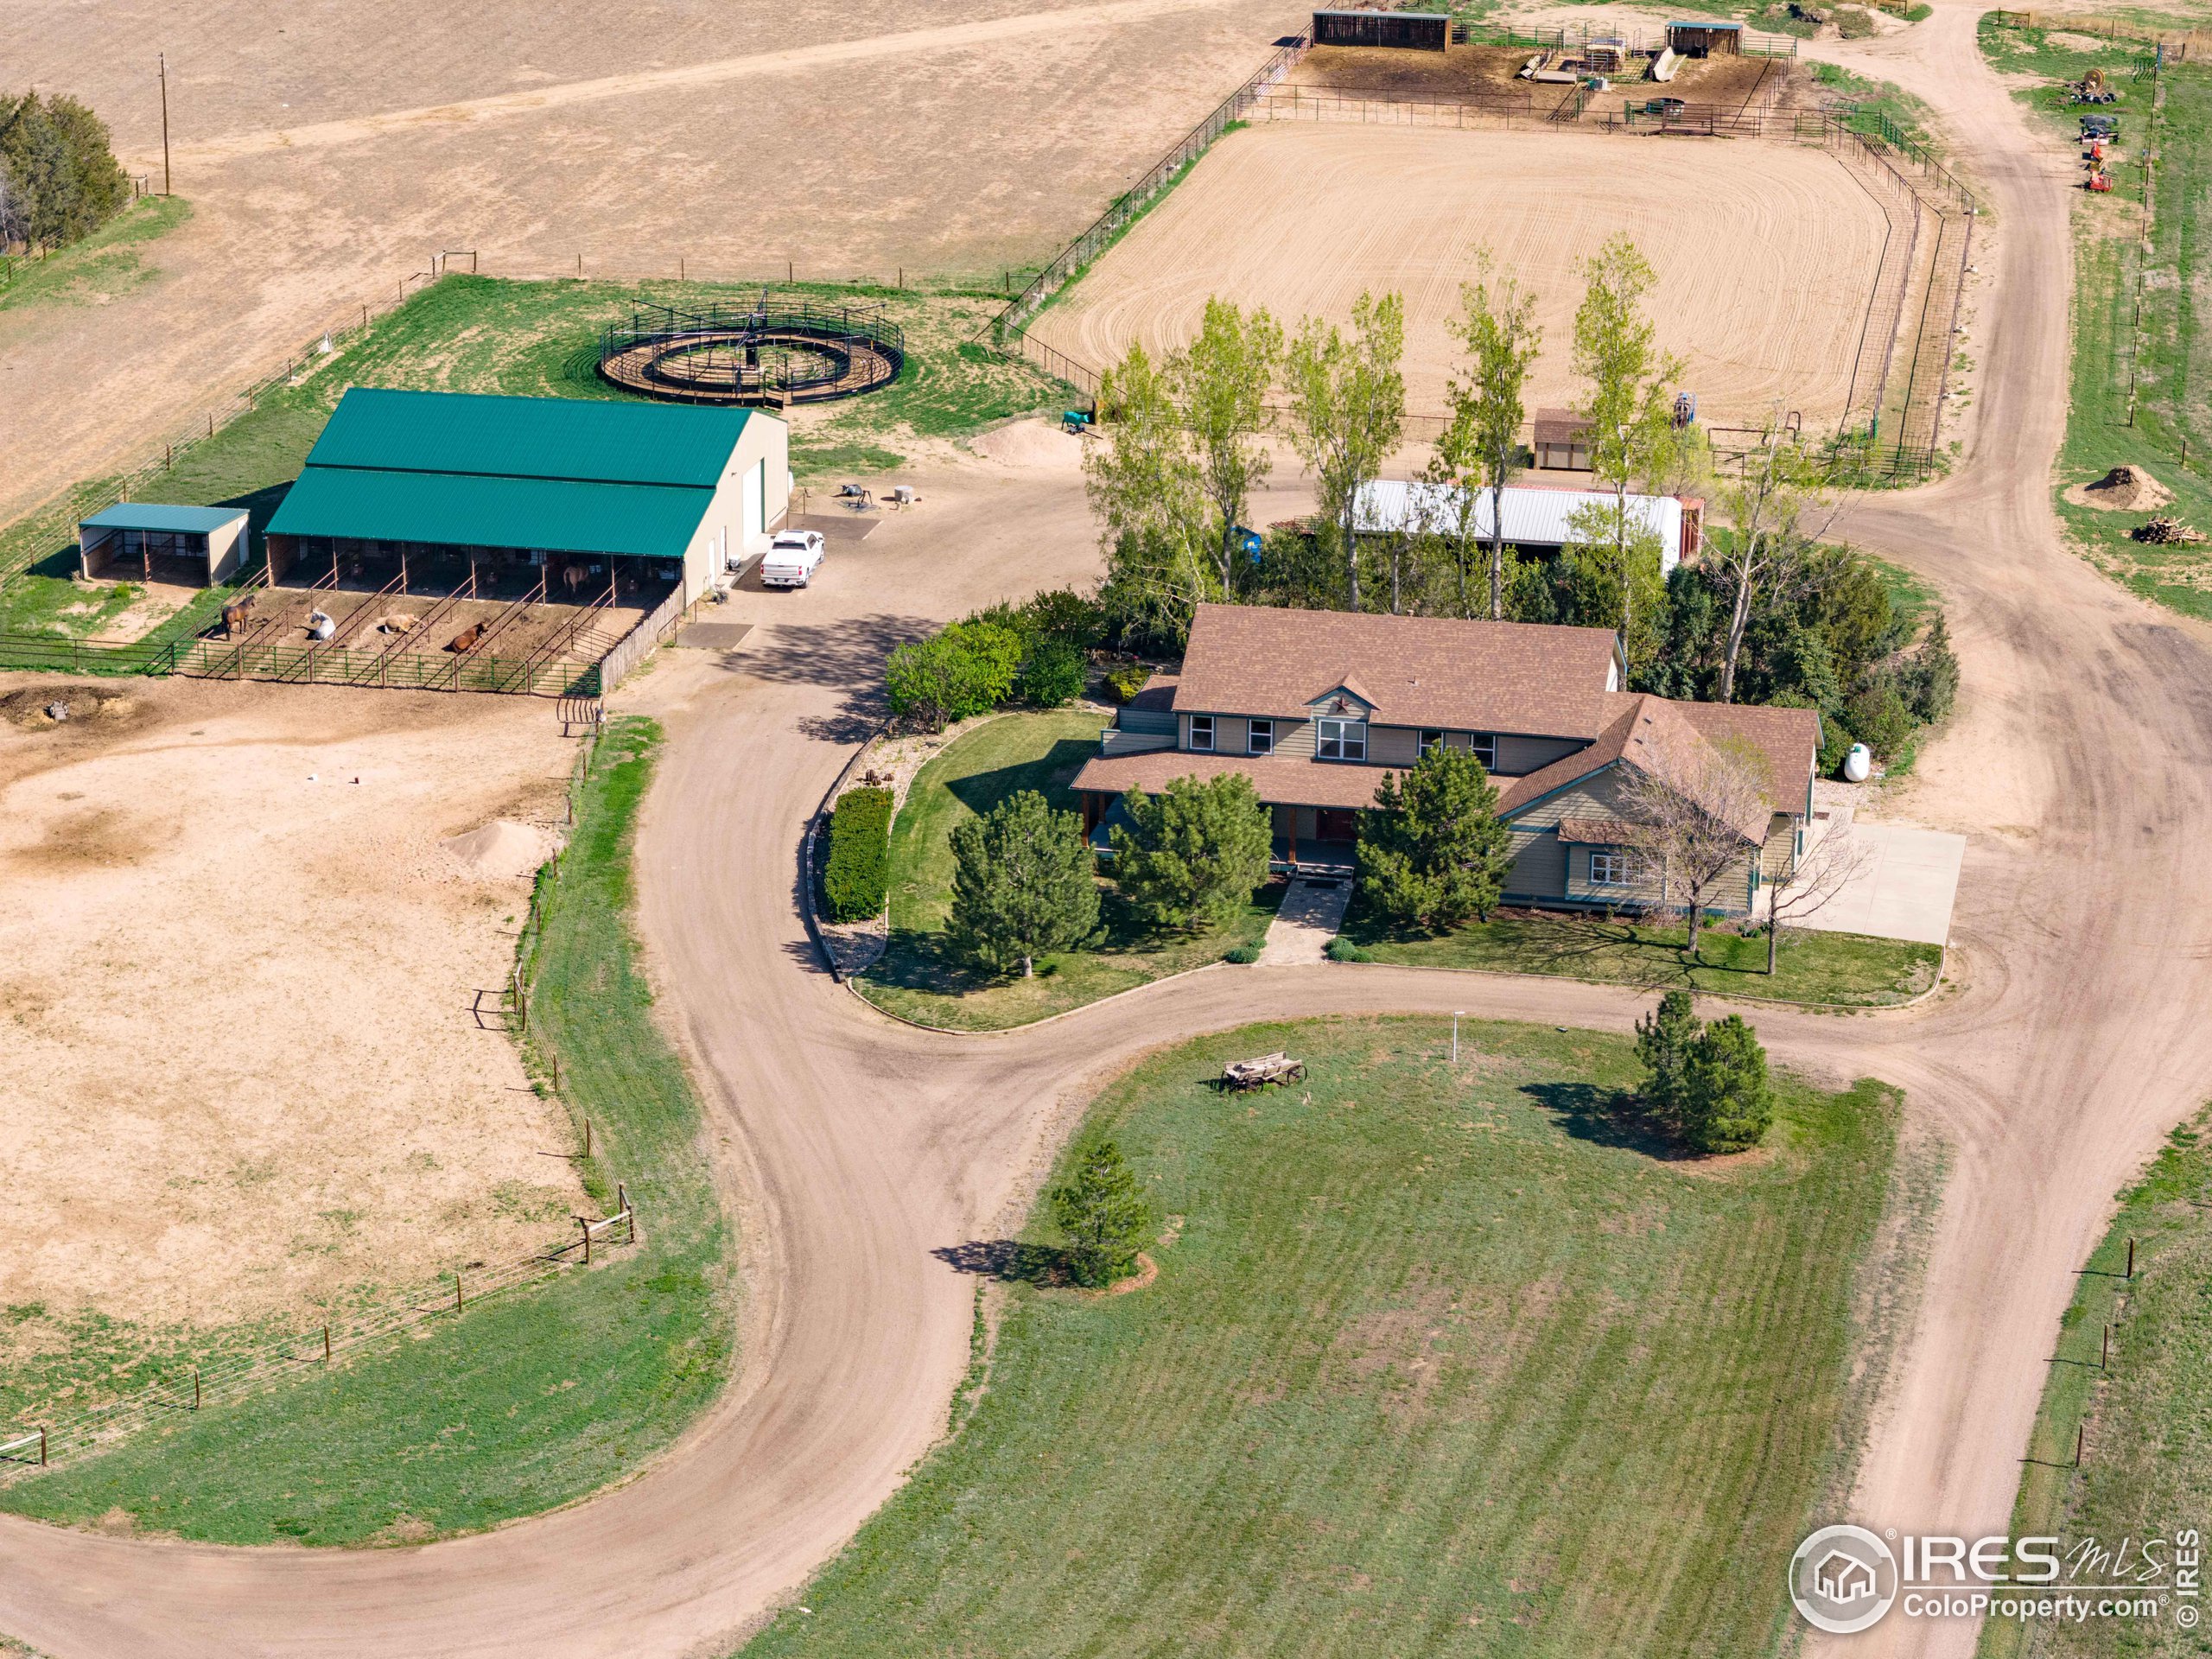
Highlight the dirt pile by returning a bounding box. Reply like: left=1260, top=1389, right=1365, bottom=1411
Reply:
left=442, top=817, right=558, bottom=880
left=971, top=418, right=1084, bottom=470
left=0, top=683, right=139, bottom=731
left=2069, top=464, right=2172, bottom=512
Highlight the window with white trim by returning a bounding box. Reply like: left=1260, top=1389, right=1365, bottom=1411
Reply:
left=1188, top=715, right=1215, bottom=753
left=1418, top=729, right=1446, bottom=757
left=1248, top=718, right=1274, bottom=756
left=1470, top=734, right=1497, bottom=770
left=1588, top=848, right=1637, bottom=887
left=1318, top=717, right=1367, bottom=761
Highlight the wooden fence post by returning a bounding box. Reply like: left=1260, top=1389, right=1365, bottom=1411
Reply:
left=580, top=1216, right=592, bottom=1267
left=324, top=1324, right=332, bottom=1363
left=2127, top=1237, right=2136, bottom=1278
left=193, top=1369, right=201, bottom=1410
left=454, top=1272, right=463, bottom=1312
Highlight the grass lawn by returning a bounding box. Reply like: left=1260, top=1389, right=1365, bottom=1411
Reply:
left=0, top=271, right=1066, bottom=624
left=1980, top=1107, right=2212, bottom=1659
left=1341, top=906, right=1942, bottom=1007
left=1980, top=20, right=2212, bottom=621
left=741, top=1014, right=1910, bottom=1658
left=0, top=719, right=736, bottom=1547
left=855, top=710, right=1282, bottom=1031
left=0, top=196, right=191, bottom=318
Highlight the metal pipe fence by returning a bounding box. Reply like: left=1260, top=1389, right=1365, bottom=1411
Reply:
left=0, top=631, right=605, bottom=696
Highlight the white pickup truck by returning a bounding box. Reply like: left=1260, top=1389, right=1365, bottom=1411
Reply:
left=758, top=529, right=827, bottom=589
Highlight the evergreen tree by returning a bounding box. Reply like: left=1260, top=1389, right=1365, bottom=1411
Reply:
left=1109, top=773, right=1272, bottom=932
left=1634, top=988, right=1700, bottom=1127
left=1357, top=745, right=1514, bottom=931
left=1679, top=1014, right=1776, bottom=1154
left=1050, top=1138, right=1154, bottom=1287
left=946, top=791, right=1099, bottom=978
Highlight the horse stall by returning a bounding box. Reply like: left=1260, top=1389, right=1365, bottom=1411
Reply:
left=78, top=504, right=250, bottom=586
left=1311, top=8, right=1453, bottom=50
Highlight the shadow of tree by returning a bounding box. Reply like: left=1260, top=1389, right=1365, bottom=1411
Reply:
left=1520, top=1080, right=1688, bottom=1160
left=943, top=737, right=1097, bottom=818
left=934, top=1239, right=1071, bottom=1286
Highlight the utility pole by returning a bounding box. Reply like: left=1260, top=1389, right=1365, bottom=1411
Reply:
left=158, top=54, right=172, bottom=196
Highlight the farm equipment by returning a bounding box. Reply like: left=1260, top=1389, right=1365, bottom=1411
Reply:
left=1063, top=407, right=1095, bottom=435
left=1221, top=1052, right=1306, bottom=1092
left=2072, top=67, right=2117, bottom=104
left=2087, top=167, right=2113, bottom=192
left=2082, top=112, right=2120, bottom=138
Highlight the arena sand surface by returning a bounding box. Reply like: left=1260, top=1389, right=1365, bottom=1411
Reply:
left=0, top=0, right=1299, bottom=522
left=0, top=676, right=584, bottom=1340
left=1030, top=121, right=1894, bottom=429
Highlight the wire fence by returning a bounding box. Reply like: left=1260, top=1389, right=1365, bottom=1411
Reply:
left=0, top=630, right=607, bottom=696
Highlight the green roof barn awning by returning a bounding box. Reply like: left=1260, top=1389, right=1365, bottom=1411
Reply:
left=265, top=467, right=709, bottom=561
left=80, top=503, right=249, bottom=535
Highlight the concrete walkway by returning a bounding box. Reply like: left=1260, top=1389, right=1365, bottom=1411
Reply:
left=1258, top=876, right=1353, bottom=964
left=1798, top=814, right=1967, bottom=946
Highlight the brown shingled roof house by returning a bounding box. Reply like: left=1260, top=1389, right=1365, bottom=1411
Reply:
left=1073, top=605, right=1821, bottom=918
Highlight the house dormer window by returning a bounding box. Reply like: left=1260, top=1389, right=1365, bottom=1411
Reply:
left=1318, top=716, right=1367, bottom=762
left=1471, top=734, right=1497, bottom=769
left=1248, top=718, right=1274, bottom=756
left=1418, top=729, right=1446, bottom=756
left=1188, top=715, right=1215, bottom=753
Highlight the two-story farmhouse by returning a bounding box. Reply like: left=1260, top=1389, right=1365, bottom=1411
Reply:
left=1071, top=605, right=1821, bottom=918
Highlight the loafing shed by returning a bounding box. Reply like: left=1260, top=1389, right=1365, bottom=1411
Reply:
left=79, top=503, right=251, bottom=586
left=264, top=388, right=791, bottom=609
left=1312, top=8, right=1452, bottom=49
left=1667, top=19, right=1743, bottom=55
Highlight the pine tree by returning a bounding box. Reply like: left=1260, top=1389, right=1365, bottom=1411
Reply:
left=1050, top=1139, right=1154, bottom=1287
left=1634, top=988, right=1700, bottom=1127
left=946, top=791, right=1099, bottom=978
left=1109, top=773, right=1272, bottom=933
left=1679, top=1014, right=1775, bottom=1154
left=1357, top=745, right=1514, bottom=931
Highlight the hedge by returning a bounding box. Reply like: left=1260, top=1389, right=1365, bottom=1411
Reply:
left=823, top=786, right=893, bottom=922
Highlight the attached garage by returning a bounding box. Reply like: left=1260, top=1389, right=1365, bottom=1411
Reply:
left=264, top=387, right=791, bottom=609
left=78, top=503, right=250, bottom=586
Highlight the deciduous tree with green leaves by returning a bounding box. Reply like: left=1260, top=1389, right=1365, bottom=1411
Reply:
left=1171, top=298, right=1283, bottom=601
left=946, top=790, right=1100, bottom=979
left=1109, top=772, right=1272, bottom=933
left=1433, top=262, right=1543, bottom=620
left=1050, top=1138, right=1154, bottom=1287
left=884, top=620, right=1024, bottom=732
left=1286, top=290, right=1405, bottom=613
left=1356, top=744, right=1514, bottom=930
left=1088, top=342, right=1216, bottom=649
left=1573, top=235, right=1684, bottom=651
left=1717, top=428, right=1834, bottom=703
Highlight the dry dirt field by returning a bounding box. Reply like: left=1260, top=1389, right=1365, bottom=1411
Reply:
left=2, top=0, right=1296, bottom=523
left=0, top=674, right=586, bottom=1344
left=1029, top=120, right=1893, bottom=429
left=1284, top=41, right=1780, bottom=112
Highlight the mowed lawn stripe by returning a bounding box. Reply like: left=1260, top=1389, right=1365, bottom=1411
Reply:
left=741, top=1018, right=1904, bottom=1658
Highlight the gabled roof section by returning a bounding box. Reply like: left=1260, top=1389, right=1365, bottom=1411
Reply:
left=302, top=387, right=756, bottom=489
left=1499, top=693, right=1819, bottom=839
left=1171, top=605, right=1623, bottom=736
left=266, top=467, right=713, bottom=562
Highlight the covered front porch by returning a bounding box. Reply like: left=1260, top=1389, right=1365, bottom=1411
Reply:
left=1078, top=793, right=1360, bottom=877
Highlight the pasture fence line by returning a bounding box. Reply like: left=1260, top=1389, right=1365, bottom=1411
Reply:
left=983, top=32, right=1312, bottom=347
left=0, top=1192, right=634, bottom=1482
left=0, top=630, right=606, bottom=696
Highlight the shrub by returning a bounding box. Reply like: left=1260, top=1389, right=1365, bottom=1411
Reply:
left=1904, top=614, right=1959, bottom=724
left=1325, top=936, right=1370, bottom=963
left=1224, top=943, right=1262, bottom=964
left=1834, top=6, right=1878, bottom=38
left=0, top=92, right=129, bottom=251
left=1020, top=588, right=1107, bottom=649
left=1109, top=773, right=1273, bottom=933
left=1014, top=638, right=1086, bottom=708
left=1843, top=679, right=1916, bottom=760
left=884, top=620, right=1023, bottom=731
left=946, top=790, right=1099, bottom=977
left=1050, top=1138, right=1153, bottom=1287
left=822, top=786, right=893, bottom=922
left=1103, top=663, right=1153, bottom=705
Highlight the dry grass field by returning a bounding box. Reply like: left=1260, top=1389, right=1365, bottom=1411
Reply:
left=1, top=0, right=1294, bottom=522
left=0, top=676, right=585, bottom=1345
left=1029, top=121, right=1893, bottom=429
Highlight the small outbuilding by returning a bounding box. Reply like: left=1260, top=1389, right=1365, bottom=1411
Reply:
left=78, top=503, right=251, bottom=587
left=1531, top=408, right=1595, bottom=472
left=1667, top=19, right=1743, bottom=55
left=1312, top=8, right=1452, bottom=50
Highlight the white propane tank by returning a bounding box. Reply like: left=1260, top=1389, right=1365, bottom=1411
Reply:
left=1841, top=742, right=1872, bottom=784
